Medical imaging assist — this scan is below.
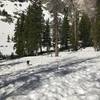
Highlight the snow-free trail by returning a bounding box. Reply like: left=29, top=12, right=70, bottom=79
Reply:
left=0, top=48, right=100, bottom=100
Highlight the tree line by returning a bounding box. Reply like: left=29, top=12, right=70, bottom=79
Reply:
left=13, top=0, right=99, bottom=57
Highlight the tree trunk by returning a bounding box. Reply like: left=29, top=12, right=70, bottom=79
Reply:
left=53, top=11, right=59, bottom=56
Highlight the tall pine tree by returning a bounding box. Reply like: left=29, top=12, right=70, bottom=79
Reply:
left=60, top=11, right=70, bottom=50
left=24, top=0, right=44, bottom=55
left=92, top=0, right=100, bottom=51
left=79, top=13, right=91, bottom=48
left=42, top=19, right=51, bottom=53
left=14, top=13, right=25, bottom=56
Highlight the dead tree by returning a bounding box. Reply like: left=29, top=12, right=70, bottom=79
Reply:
left=47, top=0, right=62, bottom=56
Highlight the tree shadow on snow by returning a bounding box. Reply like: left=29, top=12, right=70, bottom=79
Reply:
left=0, top=73, right=41, bottom=100
left=0, top=56, right=100, bottom=99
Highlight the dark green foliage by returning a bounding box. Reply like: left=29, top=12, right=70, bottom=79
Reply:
left=92, top=0, right=100, bottom=50
left=60, top=12, right=70, bottom=50
left=79, top=13, right=91, bottom=48
left=13, top=0, right=96, bottom=56
left=24, top=0, right=44, bottom=55
left=70, top=23, right=78, bottom=51
left=14, top=0, right=45, bottom=56
left=14, top=13, right=25, bottom=56
left=42, top=19, right=51, bottom=53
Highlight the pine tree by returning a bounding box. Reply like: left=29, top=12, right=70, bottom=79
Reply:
left=24, top=0, right=44, bottom=55
left=79, top=13, right=91, bottom=48
left=92, top=0, right=100, bottom=50
left=14, top=13, right=25, bottom=56
left=60, top=11, right=70, bottom=50
left=42, top=19, right=51, bottom=53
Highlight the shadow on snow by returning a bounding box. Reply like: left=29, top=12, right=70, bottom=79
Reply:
left=0, top=56, right=100, bottom=99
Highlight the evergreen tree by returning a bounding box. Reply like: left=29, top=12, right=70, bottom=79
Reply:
left=14, top=0, right=45, bottom=56
left=42, top=19, right=51, bottom=53
left=60, top=12, right=70, bottom=50
left=14, top=13, right=25, bottom=56
left=79, top=13, right=91, bottom=48
left=92, top=0, right=100, bottom=50
left=24, top=0, right=44, bottom=55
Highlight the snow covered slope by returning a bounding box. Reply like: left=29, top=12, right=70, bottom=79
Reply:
left=0, top=48, right=100, bottom=100
left=0, top=0, right=30, bottom=33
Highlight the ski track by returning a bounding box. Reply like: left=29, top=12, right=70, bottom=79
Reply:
left=0, top=54, right=100, bottom=100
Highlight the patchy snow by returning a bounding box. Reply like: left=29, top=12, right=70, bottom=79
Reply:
left=0, top=0, right=53, bottom=56
left=0, top=47, right=100, bottom=100
left=0, top=0, right=30, bottom=55
left=0, top=0, right=30, bottom=16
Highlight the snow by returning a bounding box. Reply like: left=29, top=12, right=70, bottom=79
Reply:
left=0, top=0, right=30, bottom=55
left=0, top=21, right=15, bottom=36
left=0, top=0, right=52, bottom=56
left=0, top=0, right=30, bottom=16
left=0, top=1, right=98, bottom=99
left=0, top=20, right=15, bottom=55
left=0, top=0, right=54, bottom=56
left=0, top=42, right=14, bottom=55
left=0, top=47, right=100, bottom=100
